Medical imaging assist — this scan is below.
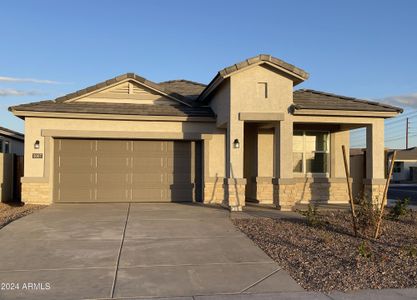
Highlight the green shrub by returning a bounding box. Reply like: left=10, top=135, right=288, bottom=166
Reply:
left=358, top=240, right=373, bottom=258
left=389, top=198, right=410, bottom=221
left=355, top=197, right=379, bottom=236
left=302, top=204, right=321, bottom=227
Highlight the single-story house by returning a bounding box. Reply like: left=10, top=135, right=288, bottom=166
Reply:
left=387, top=147, right=417, bottom=182
left=9, top=54, right=402, bottom=210
left=0, top=126, right=24, bottom=155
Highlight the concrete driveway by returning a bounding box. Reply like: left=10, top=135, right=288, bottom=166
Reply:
left=0, top=203, right=302, bottom=299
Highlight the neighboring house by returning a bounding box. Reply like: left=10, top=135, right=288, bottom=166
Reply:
left=387, top=148, right=417, bottom=182
left=0, top=126, right=24, bottom=202
left=9, top=54, right=402, bottom=211
left=0, top=126, right=24, bottom=155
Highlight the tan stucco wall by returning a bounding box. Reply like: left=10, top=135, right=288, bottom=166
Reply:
left=209, top=81, right=230, bottom=127
left=229, top=65, right=294, bottom=180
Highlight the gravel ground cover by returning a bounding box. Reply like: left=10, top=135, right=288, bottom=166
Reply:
left=232, top=209, right=417, bottom=292
left=0, top=203, right=45, bottom=229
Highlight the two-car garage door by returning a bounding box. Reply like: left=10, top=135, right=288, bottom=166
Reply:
left=53, top=139, right=200, bottom=203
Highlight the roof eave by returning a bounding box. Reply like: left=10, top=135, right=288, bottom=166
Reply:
left=10, top=110, right=216, bottom=122
left=292, top=108, right=400, bottom=118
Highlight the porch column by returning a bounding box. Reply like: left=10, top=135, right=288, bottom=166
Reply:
left=329, top=128, right=353, bottom=203
left=224, top=120, right=246, bottom=211
left=273, top=119, right=296, bottom=210
left=364, top=119, right=386, bottom=204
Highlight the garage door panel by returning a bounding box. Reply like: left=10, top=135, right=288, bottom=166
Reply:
left=96, top=158, right=130, bottom=171
left=132, top=174, right=163, bottom=184
left=97, top=140, right=131, bottom=153
left=96, top=173, right=130, bottom=186
left=55, top=139, right=197, bottom=203
left=59, top=188, right=93, bottom=202
left=58, top=139, right=94, bottom=153
left=96, top=189, right=128, bottom=202
left=132, top=188, right=164, bottom=202
left=59, top=173, right=93, bottom=187
left=133, top=141, right=164, bottom=153
left=132, top=158, right=163, bottom=168
left=58, top=157, right=93, bottom=170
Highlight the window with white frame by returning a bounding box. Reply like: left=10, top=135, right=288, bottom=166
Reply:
left=293, top=131, right=329, bottom=175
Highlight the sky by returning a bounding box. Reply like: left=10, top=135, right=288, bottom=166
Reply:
left=1, top=0, right=417, bottom=149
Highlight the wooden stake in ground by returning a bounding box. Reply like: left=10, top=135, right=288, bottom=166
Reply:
left=341, top=145, right=358, bottom=237
left=374, top=150, right=397, bottom=239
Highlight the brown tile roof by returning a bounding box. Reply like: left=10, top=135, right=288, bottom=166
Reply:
left=10, top=101, right=215, bottom=118
left=158, top=80, right=206, bottom=101
left=218, top=54, right=309, bottom=80
left=55, top=73, right=194, bottom=106
left=293, top=89, right=403, bottom=113
left=197, top=54, right=309, bottom=102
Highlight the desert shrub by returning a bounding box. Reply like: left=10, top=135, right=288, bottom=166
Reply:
left=388, top=198, right=410, bottom=221
left=355, top=197, right=379, bottom=236
left=301, top=204, right=321, bottom=227
left=402, top=244, right=417, bottom=258
left=358, top=240, right=373, bottom=258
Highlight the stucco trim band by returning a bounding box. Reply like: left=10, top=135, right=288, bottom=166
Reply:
left=239, top=112, right=285, bottom=121
left=41, top=130, right=214, bottom=141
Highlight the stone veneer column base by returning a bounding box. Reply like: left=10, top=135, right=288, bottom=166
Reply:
left=203, top=177, right=225, bottom=205
left=363, top=179, right=386, bottom=205
left=223, top=178, right=246, bottom=211
left=21, top=181, right=51, bottom=204
left=255, top=177, right=274, bottom=204
left=292, top=178, right=352, bottom=205
left=273, top=178, right=296, bottom=211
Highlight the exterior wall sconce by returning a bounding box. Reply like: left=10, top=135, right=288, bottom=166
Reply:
left=34, top=140, right=40, bottom=149
left=233, top=139, right=240, bottom=149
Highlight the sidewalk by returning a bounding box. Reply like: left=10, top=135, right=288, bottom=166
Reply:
left=122, top=288, right=417, bottom=300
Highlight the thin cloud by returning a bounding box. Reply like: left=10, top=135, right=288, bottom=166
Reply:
left=0, top=88, right=42, bottom=97
left=380, top=92, right=417, bottom=109
left=0, top=76, right=63, bottom=84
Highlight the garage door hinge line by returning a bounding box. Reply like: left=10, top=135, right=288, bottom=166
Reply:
left=110, top=203, right=131, bottom=298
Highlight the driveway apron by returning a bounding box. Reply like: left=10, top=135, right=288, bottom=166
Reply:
left=0, top=203, right=302, bottom=300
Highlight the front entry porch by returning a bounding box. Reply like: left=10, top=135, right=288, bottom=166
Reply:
left=217, top=117, right=386, bottom=211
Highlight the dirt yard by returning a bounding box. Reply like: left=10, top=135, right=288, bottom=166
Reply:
left=232, top=209, right=417, bottom=292
left=0, top=203, right=45, bottom=229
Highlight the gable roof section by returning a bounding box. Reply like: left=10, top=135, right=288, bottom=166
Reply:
left=0, top=125, right=24, bottom=141
left=55, top=73, right=194, bottom=107
left=293, top=89, right=403, bottom=113
left=198, top=54, right=309, bottom=102
left=158, top=80, right=206, bottom=101
left=10, top=100, right=214, bottom=118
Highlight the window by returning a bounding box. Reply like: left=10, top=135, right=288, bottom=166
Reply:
left=293, top=131, right=329, bottom=175
left=393, top=162, right=403, bottom=173
left=4, top=141, right=9, bottom=153
left=0, top=140, right=10, bottom=153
